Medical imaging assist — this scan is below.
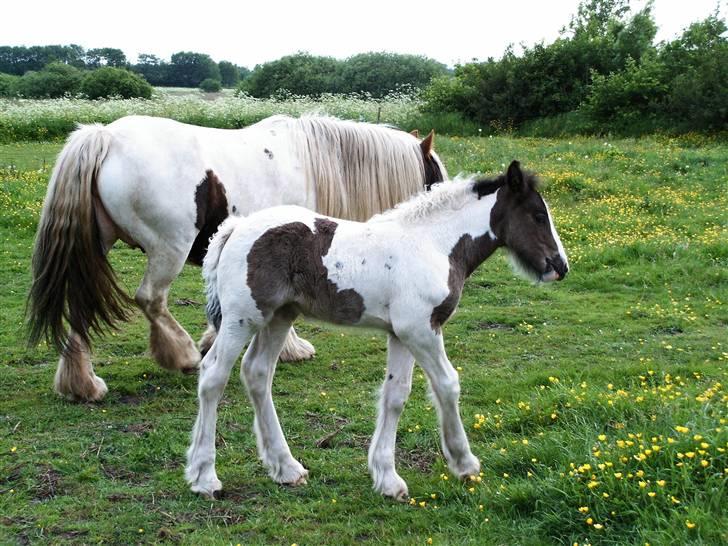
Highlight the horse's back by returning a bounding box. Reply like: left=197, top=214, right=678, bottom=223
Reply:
left=93, top=116, right=309, bottom=256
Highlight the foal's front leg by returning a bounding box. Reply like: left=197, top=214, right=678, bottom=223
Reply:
left=186, top=321, right=251, bottom=498
left=241, top=313, right=308, bottom=486
left=369, top=334, right=414, bottom=501
left=401, top=329, right=480, bottom=479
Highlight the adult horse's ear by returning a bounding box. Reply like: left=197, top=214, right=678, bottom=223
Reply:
left=420, top=130, right=435, bottom=157
left=410, top=129, right=420, bottom=138
left=506, top=160, right=526, bottom=193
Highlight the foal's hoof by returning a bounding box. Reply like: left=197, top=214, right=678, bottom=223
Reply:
left=190, top=481, right=223, bottom=500
left=274, top=462, right=309, bottom=486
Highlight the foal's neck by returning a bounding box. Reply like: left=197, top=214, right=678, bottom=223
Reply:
left=419, top=188, right=502, bottom=262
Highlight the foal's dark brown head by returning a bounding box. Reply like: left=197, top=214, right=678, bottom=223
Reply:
left=475, top=161, right=568, bottom=282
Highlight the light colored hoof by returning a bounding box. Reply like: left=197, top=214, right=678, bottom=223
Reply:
left=454, top=454, right=481, bottom=481
left=279, top=334, right=316, bottom=362
left=273, top=462, right=309, bottom=486
left=55, top=373, right=108, bottom=402
left=375, top=473, right=409, bottom=501
left=190, top=480, right=223, bottom=500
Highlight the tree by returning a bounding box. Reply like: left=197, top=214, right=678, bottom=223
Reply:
left=133, top=53, right=169, bottom=86
left=80, top=67, right=153, bottom=99
left=240, top=52, right=343, bottom=97
left=218, top=61, right=240, bottom=87
left=169, top=51, right=221, bottom=87
left=339, top=52, right=447, bottom=97
left=86, top=48, right=127, bottom=68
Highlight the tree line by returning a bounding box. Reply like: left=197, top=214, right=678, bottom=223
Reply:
left=1, top=0, right=725, bottom=134
left=0, top=45, right=446, bottom=99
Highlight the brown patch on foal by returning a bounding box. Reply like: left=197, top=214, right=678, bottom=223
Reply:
left=430, top=232, right=500, bottom=332
left=247, top=218, right=365, bottom=324
left=188, top=170, right=229, bottom=265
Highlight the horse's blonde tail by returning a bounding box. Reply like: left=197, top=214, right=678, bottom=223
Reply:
left=27, top=124, right=132, bottom=352
left=203, top=217, right=238, bottom=331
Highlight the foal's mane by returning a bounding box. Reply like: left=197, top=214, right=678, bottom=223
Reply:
left=369, top=175, right=497, bottom=224
left=281, top=115, right=429, bottom=221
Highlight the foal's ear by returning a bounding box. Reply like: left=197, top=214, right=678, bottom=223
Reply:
left=506, top=160, right=526, bottom=193
left=420, top=130, right=435, bottom=156
left=410, top=129, right=420, bottom=138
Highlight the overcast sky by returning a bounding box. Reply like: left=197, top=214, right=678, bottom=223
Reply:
left=4, top=0, right=725, bottom=68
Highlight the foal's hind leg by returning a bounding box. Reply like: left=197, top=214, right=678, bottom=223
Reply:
left=241, top=310, right=308, bottom=485
left=136, top=250, right=200, bottom=372
left=369, top=334, right=414, bottom=501
left=186, top=320, right=252, bottom=498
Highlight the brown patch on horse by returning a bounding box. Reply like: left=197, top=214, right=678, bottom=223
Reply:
left=430, top=232, right=501, bottom=332
left=247, top=218, right=365, bottom=324
left=189, top=170, right=229, bottom=266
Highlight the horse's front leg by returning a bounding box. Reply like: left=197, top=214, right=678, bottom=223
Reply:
left=199, top=324, right=314, bottom=363
left=400, top=328, right=480, bottom=480
left=241, top=311, right=308, bottom=485
left=368, top=334, right=414, bottom=501
left=186, top=320, right=251, bottom=498
left=136, top=250, right=200, bottom=373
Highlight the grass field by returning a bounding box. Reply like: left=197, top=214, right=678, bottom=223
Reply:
left=0, top=133, right=726, bottom=545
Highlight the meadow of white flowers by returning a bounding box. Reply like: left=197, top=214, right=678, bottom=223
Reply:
left=0, top=90, right=427, bottom=142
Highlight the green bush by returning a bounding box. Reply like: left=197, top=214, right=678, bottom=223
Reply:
left=580, top=56, right=667, bottom=127
left=15, top=62, right=83, bottom=98
left=199, top=78, right=222, bottom=92
left=0, top=73, right=20, bottom=97
left=80, top=67, right=152, bottom=99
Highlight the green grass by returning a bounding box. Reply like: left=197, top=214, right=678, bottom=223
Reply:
left=1, top=134, right=726, bottom=545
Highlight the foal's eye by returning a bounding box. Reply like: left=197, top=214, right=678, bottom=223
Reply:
left=534, top=212, right=548, bottom=225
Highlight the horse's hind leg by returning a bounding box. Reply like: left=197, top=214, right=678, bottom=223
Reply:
left=186, top=319, right=252, bottom=498
left=369, top=334, right=414, bottom=501
left=201, top=324, right=315, bottom=363
left=54, top=333, right=108, bottom=401
left=135, top=250, right=200, bottom=372
left=241, top=309, right=308, bottom=485
left=278, top=326, right=315, bottom=362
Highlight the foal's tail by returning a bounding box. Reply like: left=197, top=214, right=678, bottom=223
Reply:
left=27, top=124, right=132, bottom=352
left=203, top=217, right=238, bottom=332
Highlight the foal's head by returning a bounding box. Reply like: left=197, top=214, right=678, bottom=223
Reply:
left=478, top=161, right=568, bottom=282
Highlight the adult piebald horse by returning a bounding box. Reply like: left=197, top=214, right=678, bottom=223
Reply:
left=28, top=114, right=447, bottom=402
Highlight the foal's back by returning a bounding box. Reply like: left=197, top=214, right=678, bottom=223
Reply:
left=215, top=206, right=449, bottom=331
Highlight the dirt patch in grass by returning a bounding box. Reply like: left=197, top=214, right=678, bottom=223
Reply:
left=34, top=465, right=62, bottom=500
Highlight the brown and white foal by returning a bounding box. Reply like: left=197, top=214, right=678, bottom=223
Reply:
left=186, top=160, right=568, bottom=500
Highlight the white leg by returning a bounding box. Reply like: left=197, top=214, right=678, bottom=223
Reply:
left=135, top=250, right=200, bottom=373
left=278, top=326, right=316, bottom=362
left=400, top=330, right=480, bottom=479
left=368, top=334, right=414, bottom=501
left=185, top=319, right=251, bottom=498
left=241, top=312, right=308, bottom=485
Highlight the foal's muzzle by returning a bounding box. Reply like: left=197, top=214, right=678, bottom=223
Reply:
left=542, top=255, right=569, bottom=282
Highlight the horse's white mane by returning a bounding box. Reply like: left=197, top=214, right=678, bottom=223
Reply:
left=370, top=176, right=480, bottom=224
left=274, top=114, right=429, bottom=222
